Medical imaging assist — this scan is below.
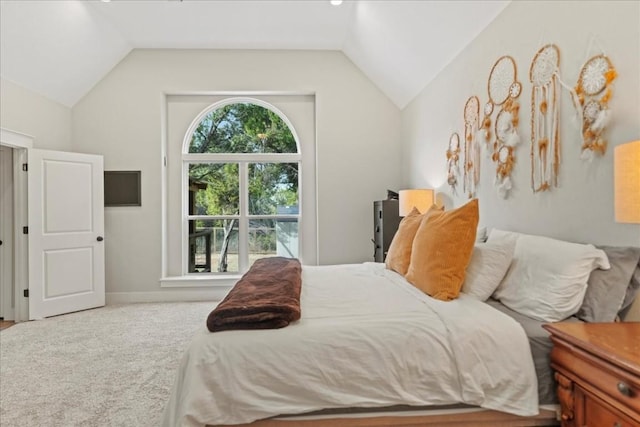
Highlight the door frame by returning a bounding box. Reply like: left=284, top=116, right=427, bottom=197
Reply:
left=0, top=128, right=33, bottom=322
left=0, top=145, right=15, bottom=320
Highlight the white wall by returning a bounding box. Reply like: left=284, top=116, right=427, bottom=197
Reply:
left=72, top=49, right=401, bottom=298
left=0, top=78, right=72, bottom=150
left=401, top=1, right=640, bottom=246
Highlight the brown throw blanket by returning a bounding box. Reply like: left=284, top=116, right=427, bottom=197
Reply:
left=207, top=257, right=302, bottom=332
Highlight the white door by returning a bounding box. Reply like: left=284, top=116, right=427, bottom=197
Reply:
left=28, top=149, right=104, bottom=319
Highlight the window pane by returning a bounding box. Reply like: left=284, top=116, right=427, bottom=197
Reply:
left=188, top=103, right=298, bottom=154
left=248, top=163, right=299, bottom=215
left=188, top=220, right=239, bottom=273
left=188, top=164, right=238, bottom=215
left=248, top=219, right=298, bottom=269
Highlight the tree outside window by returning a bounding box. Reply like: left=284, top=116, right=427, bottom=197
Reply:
left=185, top=102, right=300, bottom=273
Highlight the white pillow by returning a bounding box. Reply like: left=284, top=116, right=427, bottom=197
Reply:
left=462, top=242, right=515, bottom=301
left=487, top=229, right=610, bottom=322
left=476, top=226, right=488, bottom=243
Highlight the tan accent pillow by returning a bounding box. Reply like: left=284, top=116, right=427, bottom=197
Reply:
left=385, top=205, right=442, bottom=275
left=385, top=207, right=423, bottom=276
left=405, top=199, right=479, bottom=301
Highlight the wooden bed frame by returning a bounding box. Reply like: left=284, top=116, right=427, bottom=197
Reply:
left=214, top=407, right=560, bottom=427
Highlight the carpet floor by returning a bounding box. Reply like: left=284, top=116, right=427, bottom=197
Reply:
left=0, top=302, right=215, bottom=427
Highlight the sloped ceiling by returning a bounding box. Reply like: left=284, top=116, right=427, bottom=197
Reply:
left=0, top=0, right=509, bottom=109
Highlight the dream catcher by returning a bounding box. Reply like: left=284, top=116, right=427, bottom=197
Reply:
left=463, top=96, right=481, bottom=198
left=574, top=54, right=617, bottom=160
left=530, top=44, right=561, bottom=193
left=484, top=56, right=522, bottom=198
left=446, top=132, right=461, bottom=194
left=495, top=146, right=515, bottom=199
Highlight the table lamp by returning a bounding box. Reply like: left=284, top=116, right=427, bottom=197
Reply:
left=614, top=140, right=640, bottom=223
left=398, top=189, right=435, bottom=217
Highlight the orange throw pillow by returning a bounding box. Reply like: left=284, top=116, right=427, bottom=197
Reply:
left=385, top=207, right=423, bottom=276
left=405, top=199, right=479, bottom=301
left=386, top=205, right=441, bottom=276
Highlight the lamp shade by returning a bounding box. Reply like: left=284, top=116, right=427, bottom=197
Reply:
left=398, top=189, right=434, bottom=216
left=614, top=140, right=640, bottom=223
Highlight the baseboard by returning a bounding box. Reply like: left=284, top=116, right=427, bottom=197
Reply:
left=106, top=288, right=230, bottom=304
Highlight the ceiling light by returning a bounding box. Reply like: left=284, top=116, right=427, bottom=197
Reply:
left=330, top=0, right=343, bottom=5
left=101, top=0, right=111, bottom=3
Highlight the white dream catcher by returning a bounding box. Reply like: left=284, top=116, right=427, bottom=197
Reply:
left=463, top=96, right=481, bottom=198
left=483, top=56, right=522, bottom=198
left=574, top=54, right=617, bottom=161
left=446, top=132, right=461, bottom=194
left=494, top=145, right=515, bottom=199
left=530, top=44, right=561, bottom=193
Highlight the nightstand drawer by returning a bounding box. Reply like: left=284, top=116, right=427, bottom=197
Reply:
left=545, top=323, right=640, bottom=427
left=552, top=342, right=640, bottom=415
left=584, top=394, right=638, bottom=427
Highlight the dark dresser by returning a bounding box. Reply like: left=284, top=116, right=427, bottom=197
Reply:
left=373, top=199, right=400, bottom=262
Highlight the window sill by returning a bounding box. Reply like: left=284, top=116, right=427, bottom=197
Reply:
left=160, top=275, right=241, bottom=288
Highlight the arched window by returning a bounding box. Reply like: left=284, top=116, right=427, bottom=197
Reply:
left=183, top=100, right=301, bottom=274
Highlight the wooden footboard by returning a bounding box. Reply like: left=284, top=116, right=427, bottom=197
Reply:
left=213, top=407, right=559, bottom=427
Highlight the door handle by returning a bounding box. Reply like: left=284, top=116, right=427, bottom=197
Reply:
left=97, top=236, right=104, bottom=242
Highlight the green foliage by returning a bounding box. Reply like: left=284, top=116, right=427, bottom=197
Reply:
left=248, top=162, right=298, bottom=215
left=190, top=163, right=239, bottom=215
left=187, top=103, right=299, bottom=271
left=189, top=103, right=297, bottom=155
left=189, top=103, right=299, bottom=217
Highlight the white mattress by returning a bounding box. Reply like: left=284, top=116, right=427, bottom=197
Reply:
left=162, top=262, right=538, bottom=427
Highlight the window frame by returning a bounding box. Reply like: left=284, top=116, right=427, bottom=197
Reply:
left=181, top=98, right=302, bottom=276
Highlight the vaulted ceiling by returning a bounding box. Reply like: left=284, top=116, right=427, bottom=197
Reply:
left=0, top=0, right=509, bottom=109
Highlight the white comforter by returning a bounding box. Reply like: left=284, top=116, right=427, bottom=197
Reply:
left=162, top=263, right=538, bottom=427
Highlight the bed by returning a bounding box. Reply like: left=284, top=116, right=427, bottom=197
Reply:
left=164, top=262, right=550, bottom=427
left=162, top=202, right=640, bottom=427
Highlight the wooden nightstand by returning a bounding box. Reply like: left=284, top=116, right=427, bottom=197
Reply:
left=543, top=322, right=640, bottom=427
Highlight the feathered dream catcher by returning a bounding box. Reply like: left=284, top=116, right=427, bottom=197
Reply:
left=530, top=44, right=561, bottom=193
left=446, top=132, right=461, bottom=193
left=481, top=56, right=522, bottom=199
left=463, top=96, right=481, bottom=198
left=574, top=54, right=617, bottom=161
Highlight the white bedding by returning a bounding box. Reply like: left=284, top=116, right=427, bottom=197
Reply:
left=162, top=263, right=538, bottom=427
